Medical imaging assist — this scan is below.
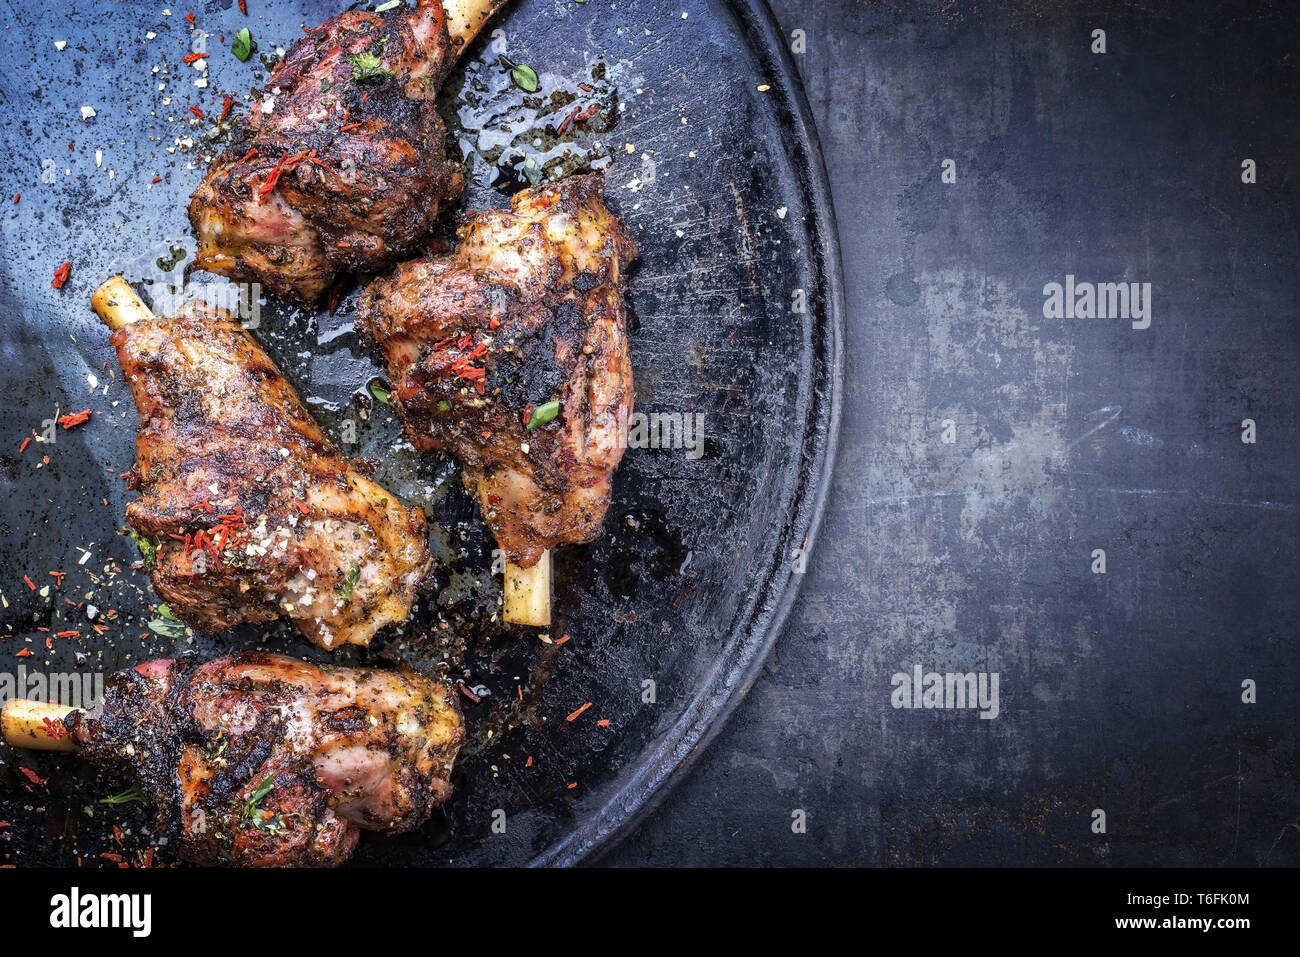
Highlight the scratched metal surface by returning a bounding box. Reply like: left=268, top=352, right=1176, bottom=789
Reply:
left=0, top=0, right=840, bottom=866
left=606, top=0, right=1300, bottom=866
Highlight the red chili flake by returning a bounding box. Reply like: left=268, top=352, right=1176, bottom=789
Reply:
left=15, top=648, right=32, bottom=658
left=22, top=575, right=34, bottom=590
left=11, top=194, right=18, bottom=204
left=238, top=0, right=247, bottom=14
left=185, top=11, right=195, bottom=25
left=522, top=402, right=533, bottom=426
left=294, top=501, right=310, bottom=515
left=67, top=141, right=74, bottom=151
left=143, top=848, right=155, bottom=868
left=339, top=122, right=362, bottom=132
left=517, top=683, right=523, bottom=701
left=0, top=822, right=10, bottom=828
left=99, top=852, right=123, bottom=864
left=18, top=767, right=44, bottom=786
left=151, top=175, right=162, bottom=184
left=51, top=261, right=72, bottom=289
left=555, top=634, right=571, bottom=646
left=44, top=637, right=52, bottom=650
left=255, top=149, right=315, bottom=203
left=596, top=719, right=611, bottom=728
left=237, top=147, right=258, bottom=164
left=220, top=95, right=234, bottom=121
left=18, top=437, right=30, bottom=454
left=181, top=52, right=208, bottom=64
left=49, top=570, right=66, bottom=584
left=56, top=631, right=79, bottom=638
left=578, top=82, right=594, bottom=93
left=361, top=92, right=369, bottom=103
left=42, top=717, right=68, bottom=740
left=456, top=681, right=481, bottom=704
left=524, top=756, right=533, bottom=768
left=113, top=825, right=123, bottom=845
left=489, top=315, right=500, bottom=329
left=567, top=781, right=578, bottom=790
left=566, top=701, right=593, bottom=722
left=556, top=109, right=576, bottom=135
left=575, top=103, right=599, bottom=122
left=189, top=105, right=205, bottom=119
left=58, top=409, right=92, bottom=430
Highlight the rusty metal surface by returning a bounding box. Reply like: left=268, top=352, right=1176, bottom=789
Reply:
left=0, top=0, right=841, bottom=867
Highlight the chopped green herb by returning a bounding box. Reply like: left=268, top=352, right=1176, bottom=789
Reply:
left=337, top=564, right=361, bottom=601
left=375, top=0, right=402, bottom=11
left=497, top=54, right=540, bottom=93
left=526, top=399, right=560, bottom=430
left=157, top=603, right=180, bottom=621
left=232, top=28, right=253, bottom=62
left=147, top=617, right=186, bottom=639
left=437, top=399, right=452, bottom=413
left=348, top=51, right=394, bottom=82
left=321, top=77, right=332, bottom=91
left=368, top=381, right=391, bottom=405
left=241, top=775, right=276, bottom=826
left=128, top=529, right=158, bottom=569
left=522, top=157, right=542, bottom=186
left=100, top=783, right=147, bottom=806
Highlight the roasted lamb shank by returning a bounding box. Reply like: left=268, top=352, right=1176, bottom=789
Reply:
left=92, top=277, right=433, bottom=650
left=1, top=651, right=463, bottom=867
left=189, top=0, right=506, bottom=302
left=356, top=174, right=637, bottom=625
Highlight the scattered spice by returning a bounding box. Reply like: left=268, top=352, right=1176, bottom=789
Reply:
left=18, top=767, right=44, bottom=787
left=566, top=701, right=593, bottom=722
left=220, top=95, right=235, bottom=121
left=181, top=52, right=208, bottom=63
left=42, top=717, right=68, bottom=740
left=51, top=261, right=72, bottom=289
left=58, top=409, right=92, bottom=430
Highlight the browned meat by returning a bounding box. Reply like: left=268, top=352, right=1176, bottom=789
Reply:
left=356, top=174, right=637, bottom=568
left=107, top=294, right=432, bottom=650
left=66, top=652, right=463, bottom=868
left=189, top=0, right=503, bottom=302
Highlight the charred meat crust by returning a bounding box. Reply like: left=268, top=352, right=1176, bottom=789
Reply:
left=188, top=0, right=464, bottom=302
left=113, top=301, right=432, bottom=650
left=67, top=651, right=464, bottom=868
left=356, top=173, right=638, bottom=567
